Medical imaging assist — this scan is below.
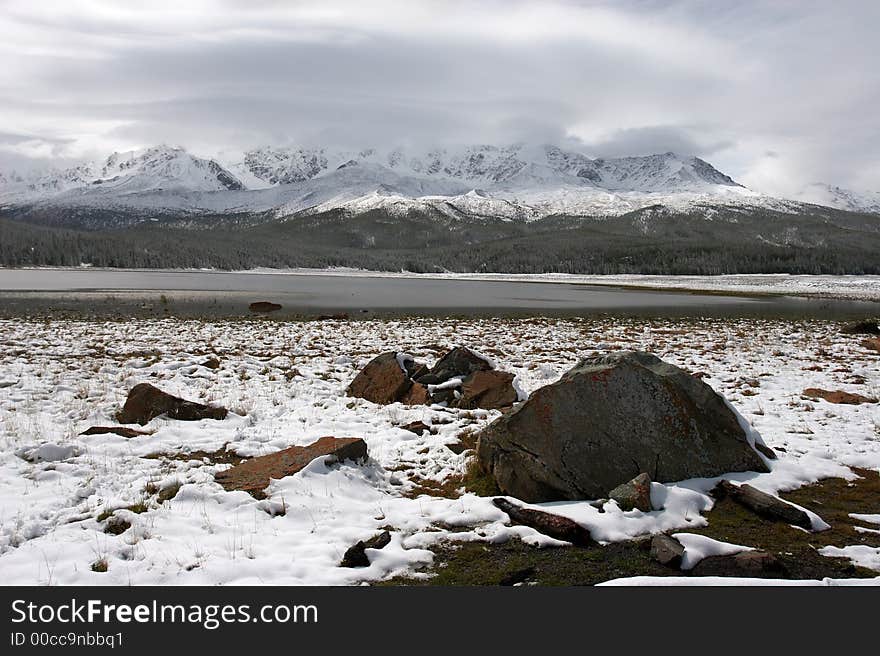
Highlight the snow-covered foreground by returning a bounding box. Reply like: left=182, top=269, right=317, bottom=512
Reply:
left=0, top=316, right=878, bottom=585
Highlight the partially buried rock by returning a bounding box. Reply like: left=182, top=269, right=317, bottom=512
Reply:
left=347, top=352, right=419, bottom=405
left=493, top=497, right=593, bottom=546
left=116, top=383, right=229, bottom=425
left=650, top=534, right=685, bottom=568
left=215, top=436, right=368, bottom=498
left=713, top=480, right=814, bottom=530
left=339, top=531, right=392, bottom=568
left=80, top=426, right=152, bottom=438
left=609, top=473, right=653, bottom=512
left=691, top=551, right=788, bottom=579
left=249, top=301, right=282, bottom=313
left=477, top=351, right=769, bottom=503
left=802, top=388, right=877, bottom=405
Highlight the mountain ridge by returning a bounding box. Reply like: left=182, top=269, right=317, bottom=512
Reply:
left=1, top=143, right=877, bottom=227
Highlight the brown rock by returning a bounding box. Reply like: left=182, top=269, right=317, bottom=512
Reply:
left=713, top=480, right=814, bottom=530
left=116, top=383, right=228, bottom=425
left=399, top=382, right=430, bottom=406
left=249, top=301, right=282, bottom=313
left=80, top=426, right=152, bottom=438
left=347, top=352, right=415, bottom=405
left=861, top=337, right=880, bottom=353
left=215, top=437, right=368, bottom=498
left=458, top=370, right=518, bottom=410
left=202, top=357, right=221, bottom=370
left=802, top=388, right=877, bottom=405
left=691, top=551, right=788, bottom=578
left=493, top=497, right=593, bottom=546
left=401, top=420, right=431, bottom=435
left=650, top=534, right=685, bottom=568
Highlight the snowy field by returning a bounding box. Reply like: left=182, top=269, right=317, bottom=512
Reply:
left=0, top=316, right=878, bottom=585
left=240, top=269, right=880, bottom=302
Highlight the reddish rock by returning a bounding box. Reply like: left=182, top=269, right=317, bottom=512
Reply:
left=116, top=383, right=229, bottom=425
left=458, top=370, right=518, bottom=410
left=80, top=426, right=152, bottom=438
left=401, top=420, right=431, bottom=435
left=400, top=382, right=430, bottom=406
left=802, top=388, right=877, bottom=405
left=249, top=301, right=282, bottom=313
left=215, top=437, right=368, bottom=498
left=347, top=352, right=416, bottom=405
left=861, top=337, right=880, bottom=353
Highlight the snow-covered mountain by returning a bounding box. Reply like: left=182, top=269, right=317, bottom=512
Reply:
left=789, top=183, right=880, bottom=215
left=0, top=142, right=875, bottom=224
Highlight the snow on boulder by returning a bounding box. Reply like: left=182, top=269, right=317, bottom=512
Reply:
left=116, top=383, right=229, bottom=425
left=215, top=436, right=368, bottom=499
left=476, top=351, right=769, bottom=502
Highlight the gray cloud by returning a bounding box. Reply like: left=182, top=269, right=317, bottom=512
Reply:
left=0, top=0, right=876, bottom=194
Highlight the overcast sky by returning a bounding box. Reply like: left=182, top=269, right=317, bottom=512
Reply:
left=0, top=0, right=877, bottom=195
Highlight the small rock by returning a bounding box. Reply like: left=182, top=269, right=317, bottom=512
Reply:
left=650, top=534, right=685, bottom=568
left=753, top=442, right=777, bottom=460
left=609, top=473, right=653, bottom=512
left=691, top=551, right=788, bottom=578
left=117, top=383, right=228, bottom=425
left=80, top=426, right=152, bottom=438
left=802, top=388, right=877, bottom=405
left=401, top=421, right=430, bottom=435
left=340, top=530, right=392, bottom=568
left=215, top=437, right=367, bottom=498
left=493, top=497, right=593, bottom=546
left=713, top=480, right=815, bottom=530
left=248, top=301, right=282, bottom=313
left=202, top=356, right=221, bottom=369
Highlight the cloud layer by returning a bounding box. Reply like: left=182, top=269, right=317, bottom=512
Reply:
left=0, top=0, right=877, bottom=194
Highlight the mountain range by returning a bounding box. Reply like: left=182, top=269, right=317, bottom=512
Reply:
left=1, top=143, right=878, bottom=275
left=2, top=143, right=876, bottom=223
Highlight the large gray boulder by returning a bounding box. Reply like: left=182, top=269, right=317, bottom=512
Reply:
left=476, top=351, right=769, bottom=502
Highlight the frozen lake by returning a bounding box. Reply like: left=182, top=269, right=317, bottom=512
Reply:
left=0, top=268, right=876, bottom=318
